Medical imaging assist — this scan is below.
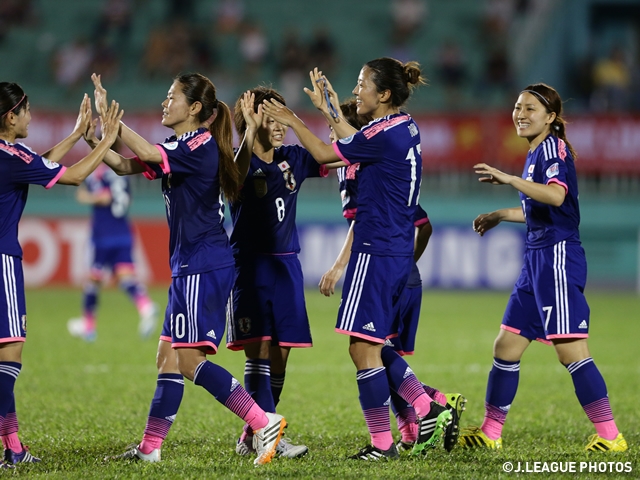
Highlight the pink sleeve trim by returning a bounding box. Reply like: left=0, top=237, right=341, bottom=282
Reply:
left=132, top=156, right=157, bottom=180
left=335, top=328, right=384, bottom=344
left=547, top=178, right=568, bottom=194
left=154, top=144, right=171, bottom=174
left=500, top=324, right=521, bottom=335
left=318, top=165, right=329, bottom=177
left=45, top=166, right=67, bottom=189
left=343, top=208, right=357, bottom=219
left=414, top=217, right=430, bottom=227
left=332, top=142, right=351, bottom=165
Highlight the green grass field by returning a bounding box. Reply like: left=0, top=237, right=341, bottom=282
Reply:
left=9, top=288, right=640, bottom=479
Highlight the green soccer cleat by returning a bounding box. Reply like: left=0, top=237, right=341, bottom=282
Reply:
left=412, top=401, right=453, bottom=455
left=443, top=393, right=467, bottom=452
left=458, top=426, right=502, bottom=449
left=585, top=433, right=628, bottom=452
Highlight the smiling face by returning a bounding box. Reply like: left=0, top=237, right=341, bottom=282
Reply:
left=352, top=67, right=383, bottom=117
left=257, top=115, right=287, bottom=149
left=512, top=92, right=556, bottom=146
left=161, top=81, right=199, bottom=134
left=12, top=102, right=31, bottom=139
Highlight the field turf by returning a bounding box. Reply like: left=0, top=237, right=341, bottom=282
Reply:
left=10, top=288, right=640, bottom=478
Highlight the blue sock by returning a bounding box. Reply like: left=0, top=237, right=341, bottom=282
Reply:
left=0, top=363, right=20, bottom=421
left=482, top=357, right=520, bottom=438
left=381, top=346, right=411, bottom=393
left=271, top=372, right=285, bottom=408
left=244, top=359, right=275, bottom=413
left=565, top=358, right=608, bottom=406
left=356, top=367, right=393, bottom=450
left=119, top=278, right=144, bottom=303
left=82, top=283, right=98, bottom=316
left=193, top=361, right=238, bottom=404
left=143, top=373, right=184, bottom=439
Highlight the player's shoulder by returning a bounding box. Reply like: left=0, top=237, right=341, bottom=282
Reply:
left=535, top=135, right=570, bottom=163
left=0, top=140, right=41, bottom=165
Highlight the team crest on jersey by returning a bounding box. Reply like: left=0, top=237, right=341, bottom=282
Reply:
left=277, top=161, right=290, bottom=172
left=546, top=162, right=559, bottom=179
left=162, top=141, right=179, bottom=150
left=528, top=164, right=535, bottom=174
left=339, top=134, right=354, bottom=144
left=282, top=169, right=297, bottom=191
left=238, top=317, right=251, bottom=334
left=41, top=157, right=60, bottom=169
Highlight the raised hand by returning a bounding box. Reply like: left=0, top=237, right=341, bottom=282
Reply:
left=91, top=73, right=109, bottom=117
left=474, top=163, right=513, bottom=185
left=262, top=98, right=297, bottom=128
left=240, top=90, right=263, bottom=133
left=100, top=100, right=124, bottom=146
left=303, top=68, right=326, bottom=110
left=72, top=94, right=92, bottom=138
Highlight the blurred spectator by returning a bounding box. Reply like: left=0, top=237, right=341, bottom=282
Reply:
left=477, top=48, right=513, bottom=106
left=591, top=46, right=631, bottom=112
left=239, top=20, right=268, bottom=77
left=91, top=38, right=120, bottom=81
left=436, top=40, right=467, bottom=110
left=52, top=38, right=94, bottom=93
left=215, top=0, right=246, bottom=35
left=167, top=0, right=195, bottom=22
left=93, top=0, right=132, bottom=46
left=278, top=29, right=309, bottom=108
left=568, top=53, right=595, bottom=111
left=391, top=0, right=428, bottom=45
left=0, top=0, right=37, bottom=43
left=142, top=27, right=170, bottom=79
left=481, top=0, right=515, bottom=48
left=308, top=28, right=337, bottom=74
left=143, top=22, right=193, bottom=79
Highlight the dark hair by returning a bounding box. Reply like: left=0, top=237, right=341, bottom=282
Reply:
left=233, top=86, right=286, bottom=136
left=0, top=82, right=28, bottom=132
left=339, top=98, right=372, bottom=130
left=364, top=57, right=426, bottom=108
left=521, top=83, right=577, bottom=160
left=175, top=73, right=240, bottom=202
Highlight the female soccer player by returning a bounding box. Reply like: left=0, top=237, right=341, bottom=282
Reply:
left=67, top=162, right=157, bottom=342
left=0, top=82, right=123, bottom=468
left=90, top=73, right=288, bottom=466
left=320, top=99, right=465, bottom=454
left=459, top=83, right=627, bottom=452
left=227, top=86, right=328, bottom=459
left=263, top=58, right=452, bottom=459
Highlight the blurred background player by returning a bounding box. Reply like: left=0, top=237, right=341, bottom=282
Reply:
left=460, top=83, right=627, bottom=452
left=320, top=99, right=466, bottom=454
left=263, top=58, right=453, bottom=460
left=0, top=82, right=122, bottom=468
left=67, top=157, right=157, bottom=342
left=227, top=86, right=328, bottom=458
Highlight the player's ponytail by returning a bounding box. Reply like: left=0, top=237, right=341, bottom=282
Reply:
left=210, top=100, right=240, bottom=203
left=522, top=83, right=578, bottom=160
left=365, top=57, right=426, bottom=108
left=176, top=73, right=240, bottom=203
left=0, top=82, right=28, bottom=132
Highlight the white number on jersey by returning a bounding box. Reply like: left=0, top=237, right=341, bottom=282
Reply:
left=405, top=144, right=421, bottom=206
left=109, top=177, right=130, bottom=218
left=173, top=313, right=186, bottom=339
left=275, top=197, right=286, bottom=222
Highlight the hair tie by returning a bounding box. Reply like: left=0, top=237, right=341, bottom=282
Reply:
left=1, top=94, right=26, bottom=118
left=521, top=89, right=550, bottom=106
left=554, top=124, right=560, bottom=131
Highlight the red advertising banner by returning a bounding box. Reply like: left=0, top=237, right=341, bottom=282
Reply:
left=24, top=111, right=640, bottom=174
left=19, top=218, right=171, bottom=287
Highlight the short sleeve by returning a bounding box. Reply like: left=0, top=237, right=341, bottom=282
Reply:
left=414, top=204, right=429, bottom=226
left=332, top=129, right=385, bottom=166
left=11, top=152, right=66, bottom=189
left=133, top=156, right=162, bottom=180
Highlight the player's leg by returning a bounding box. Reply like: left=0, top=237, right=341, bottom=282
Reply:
left=67, top=258, right=103, bottom=342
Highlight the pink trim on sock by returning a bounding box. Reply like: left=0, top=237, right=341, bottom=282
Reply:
left=83, top=314, right=96, bottom=331
left=136, top=297, right=153, bottom=314
left=245, top=403, right=268, bottom=432
left=371, top=432, right=393, bottom=451
left=1, top=433, right=20, bottom=452
left=594, top=420, right=619, bottom=441
left=139, top=434, right=163, bottom=454
left=480, top=417, right=503, bottom=440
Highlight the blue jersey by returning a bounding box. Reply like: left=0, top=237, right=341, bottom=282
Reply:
left=336, top=163, right=360, bottom=220
left=0, top=140, right=66, bottom=257
left=333, top=113, right=422, bottom=257
left=141, top=127, right=234, bottom=277
left=406, top=204, right=429, bottom=288
left=85, top=164, right=132, bottom=247
left=230, top=145, right=328, bottom=255
left=520, top=134, right=580, bottom=249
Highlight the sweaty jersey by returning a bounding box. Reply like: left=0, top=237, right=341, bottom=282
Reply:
left=520, top=134, right=580, bottom=249
left=85, top=164, right=132, bottom=247
left=230, top=144, right=328, bottom=255
left=137, top=127, right=234, bottom=277
left=0, top=140, right=66, bottom=257
left=333, top=112, right=422, bottom=257
left=336, top=162, right=360, bottom=220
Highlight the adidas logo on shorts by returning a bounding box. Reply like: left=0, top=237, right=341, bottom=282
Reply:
left=206, top=329, right=217, bottom=339
left=578, top=320, right=588, bottom=329
left=362, top=322, right=376, bottom=332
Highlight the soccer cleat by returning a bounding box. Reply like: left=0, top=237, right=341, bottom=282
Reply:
left=348, top=443, right=399, bottom=460
left=395, top=439, right=414, bottom=453
left=252, top=412, right=287, bottom=466
left=139, top=303, right=159, bottom=339
left=0, top=462, right=15, bottom=469
left=67, top=318, right=96, bottom=342
left=412, top=401, right=452, bottom=455
left=276, top=438, right=308, bottom=458
left=458, top=426, right=502, bottom=449
left=443, top=393, right=467, bottom=452
left=236, top=433, right=255, bottom=456
left=585, top=433, right=628, bottom=452
left=4, top=444, right=41, bottom=464
left=106, top=445, right=161, bottom=462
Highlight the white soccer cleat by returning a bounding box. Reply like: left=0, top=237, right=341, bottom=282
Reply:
left=67, top=318, right=96, bottom=342
left=276, top=437, right=308, bottom=458
left=138, top=303, right=158, bottom=339
left=252, top=412, right=287, bottom=466
left=236, top=433, right=255, bottom=456
left=107, top=445, right=161, bottom=462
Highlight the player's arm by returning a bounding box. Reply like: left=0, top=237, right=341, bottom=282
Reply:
left=41, top=95, right=92, bottom=163
left=414, top=221, right=432, bottom=263
left=262, top=99, right=345, bottom=166
left=473, top=207, right=524, bottom=236
left=235, top=91, right=262, bottom=181
left=76, top=184, right=111, bottom=206
left=319, top=221, right=354, bottom=297
left=474, top=162, right=566, bottom=207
